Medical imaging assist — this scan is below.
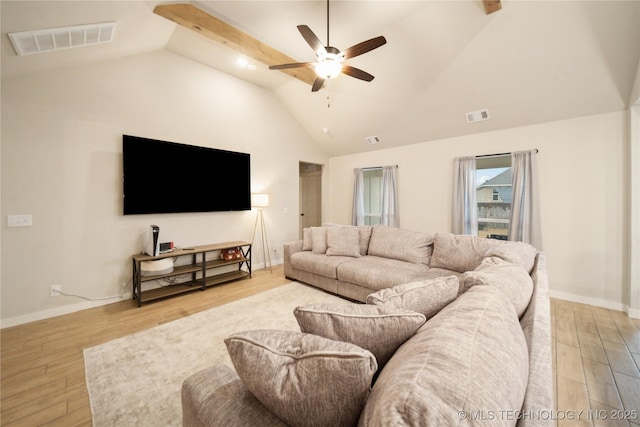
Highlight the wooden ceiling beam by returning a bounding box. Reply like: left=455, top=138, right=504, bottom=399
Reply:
left=483, top=0, right=502, bottom=15
left=153, top=3, right=316, bottom=87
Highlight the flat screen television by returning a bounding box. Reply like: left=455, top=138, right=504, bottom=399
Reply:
left=122, top=135, right=251, bottom=215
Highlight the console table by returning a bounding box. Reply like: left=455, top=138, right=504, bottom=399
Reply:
left=132, top=241, right=251, bottom=306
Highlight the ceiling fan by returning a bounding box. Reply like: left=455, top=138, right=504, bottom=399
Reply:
left=269, top=0, right=387, bottom=92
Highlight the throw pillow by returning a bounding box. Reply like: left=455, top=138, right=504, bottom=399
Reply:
left=225, top=329, right=377, bottom=427
left=367, top=225, right=434, bottom=265
left=302, top=228, right=312, bottom=251
left=325, top=227, right=361, bottom=257
left=294, top=303, right=426, bottom=369
left=484, top=241, right=538, bottom=273
left=430, top=232, right=501, bottom=272
left=366, top=276, right=459, bottom=319
left=310, top=227, right=328, bottom=254
left=459, top=256, right=534, bottom=317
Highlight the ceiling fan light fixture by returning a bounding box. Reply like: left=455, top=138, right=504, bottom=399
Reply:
left=315, top=48, right=343, bottom=79
left=315, top=58, right=342, bottom=79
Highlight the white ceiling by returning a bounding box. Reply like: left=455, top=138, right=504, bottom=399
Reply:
left=2, top=1, right=640, bottom=156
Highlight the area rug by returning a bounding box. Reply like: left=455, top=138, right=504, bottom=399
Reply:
left=83, top=282, right=345, bottom=427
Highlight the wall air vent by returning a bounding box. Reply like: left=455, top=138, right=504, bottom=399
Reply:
left=465, top=109, right=490, bottom=124
left=9, top=22, right=116, bottom=56
left=365, top=136, right=382, bottom=145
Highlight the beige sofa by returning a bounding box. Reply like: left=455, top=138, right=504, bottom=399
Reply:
left=182, top=226, right=553, bottom=427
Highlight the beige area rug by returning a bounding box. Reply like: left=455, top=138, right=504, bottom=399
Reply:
left=83, top=282, right=345, bottom=427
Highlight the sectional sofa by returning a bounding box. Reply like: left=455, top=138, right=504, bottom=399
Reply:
left=182, top=225, right=553, bottom=426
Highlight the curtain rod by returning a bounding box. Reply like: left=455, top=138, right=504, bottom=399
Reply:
left=362, top=165, right=398, bottom=171
left=476, top=149, right=538, bottom=159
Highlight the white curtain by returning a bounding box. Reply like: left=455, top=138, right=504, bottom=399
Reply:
left=453, top=156, right=477, bottom=235
left=509, top=150, right=542, bottom=249
left=352, top=168, right=365, bottom=226
left=381, top=165, right=399, bottom=227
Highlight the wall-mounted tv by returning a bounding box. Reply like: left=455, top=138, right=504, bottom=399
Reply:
left=123, top=135, right=251, bottom=215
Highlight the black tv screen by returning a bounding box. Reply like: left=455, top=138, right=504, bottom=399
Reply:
left=123, top=135, right=251, bottom=215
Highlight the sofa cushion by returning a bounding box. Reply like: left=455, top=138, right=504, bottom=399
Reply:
left=359, top=285, right=529, bottom=426
left=459, top=256, right=534, bottom=317
left=366, top=276, right=459, bottom=319
left=337, top=256, right=430, bottom=291
left=367, top=225, right=434, bottom=265
left=225, top=330, right=377, bottom=427
left=290, top=251, right=352, bottom=279
left=484, top=241, right=538, bottom=274
left=430, top=232, right=501, bottom=272
left=294, top=303, right=426, bottom=369
left=326, top=226, right=361, bottom=258
left=182, top=363, right=287, bottom=427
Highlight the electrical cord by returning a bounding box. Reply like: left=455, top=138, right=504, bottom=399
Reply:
left=55, top=290, right=128, bottom=301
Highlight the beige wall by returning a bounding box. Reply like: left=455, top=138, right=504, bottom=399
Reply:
left=1, top=51, right=328, bottom=326
left=328, top=111, right=629, bottom=311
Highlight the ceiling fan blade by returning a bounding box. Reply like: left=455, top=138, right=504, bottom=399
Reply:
left=297, top=25, right=326, bottom=54
left=311, top=77, right=326, bottom=92
left=269, top=62, right=313, bottom=70
left=342, top=65, right=375, bottom=82
left=342, top=36, right=387, bottom=60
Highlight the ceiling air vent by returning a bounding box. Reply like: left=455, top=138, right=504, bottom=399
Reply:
left=9, top=22, right=116, bottom=56
left=365, top=136, right=382, bottom=145
left=465, top=109, right=490, bottom=124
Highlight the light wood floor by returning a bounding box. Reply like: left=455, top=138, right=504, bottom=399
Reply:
left=1, top=266, right=639, bottom=426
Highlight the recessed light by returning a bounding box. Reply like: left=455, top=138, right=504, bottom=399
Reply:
left=236, top=57, right=249, bottom=67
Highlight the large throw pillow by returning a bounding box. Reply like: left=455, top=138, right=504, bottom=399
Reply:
left=294, top=304, right=426, bottom=369
left=484, top=241, right=538, bottom=273
left=359, top=285, right=529, bottom=426
left=430, top=232, right=501, bottom=272
left=325, top=226, right=361, bottom=257
left=459, top=256, right=534, bottom=317
left=310, top=227, right=328, bottom=254
left=367, top=225, right=434, bottom=265
left=225, top=330, right=377, bottom=427
left=366, top=276, right=459, bottom=319
left=302, top=228, right=312, bottom=251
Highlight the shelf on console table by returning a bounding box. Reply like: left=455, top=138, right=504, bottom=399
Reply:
left=132, top=241, right=251, bottom=307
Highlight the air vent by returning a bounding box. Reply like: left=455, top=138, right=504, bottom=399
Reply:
left=9, top=22, right=116, bottom=56
left=465, top=109, right=490, bottom=123
left=365, top=136, right=382, bottom=145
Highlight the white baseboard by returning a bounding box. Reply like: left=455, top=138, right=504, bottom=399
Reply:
left=1, top=294, right=131, bottom=329
left=549, top=290, right=639, bottom=319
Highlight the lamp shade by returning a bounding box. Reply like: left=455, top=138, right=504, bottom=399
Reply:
left=251, top=193, right=269, bottom=208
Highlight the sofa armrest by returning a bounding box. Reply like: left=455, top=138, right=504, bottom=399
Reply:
left=283, top=240, right=304, bottom=278
left=518, top=253, right=554, bottom=427
left=182, top=364, right=287, bottom=427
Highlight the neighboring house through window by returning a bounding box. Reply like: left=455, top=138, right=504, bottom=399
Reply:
left=476, top=155, right=511, bottom=240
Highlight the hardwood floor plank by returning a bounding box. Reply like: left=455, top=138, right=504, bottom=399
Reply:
left=556, top=375, right=592, bottom=427
left=602, top=340, right=640, bottom=378
left=582, top=358, right=624, bottom=409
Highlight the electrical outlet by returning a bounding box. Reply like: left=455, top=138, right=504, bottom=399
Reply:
left=50, top=285, right=62, bottom=296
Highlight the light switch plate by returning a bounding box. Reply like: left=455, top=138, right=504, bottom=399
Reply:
left=7, top=214, right=32, bottom=227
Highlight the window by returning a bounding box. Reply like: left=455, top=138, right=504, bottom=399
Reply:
left=476, top=155, right=511, bottom=240
left=363, top=168, right=383, bottom=226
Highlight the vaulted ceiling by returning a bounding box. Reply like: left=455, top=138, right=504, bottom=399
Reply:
left=2, top=1, right=639, bottom=156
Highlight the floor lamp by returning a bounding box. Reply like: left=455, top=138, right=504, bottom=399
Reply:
left=251, top=193, right=272, bottom=272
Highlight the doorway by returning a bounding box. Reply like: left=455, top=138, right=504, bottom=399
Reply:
left=299, top=162, right=323, bottom=238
